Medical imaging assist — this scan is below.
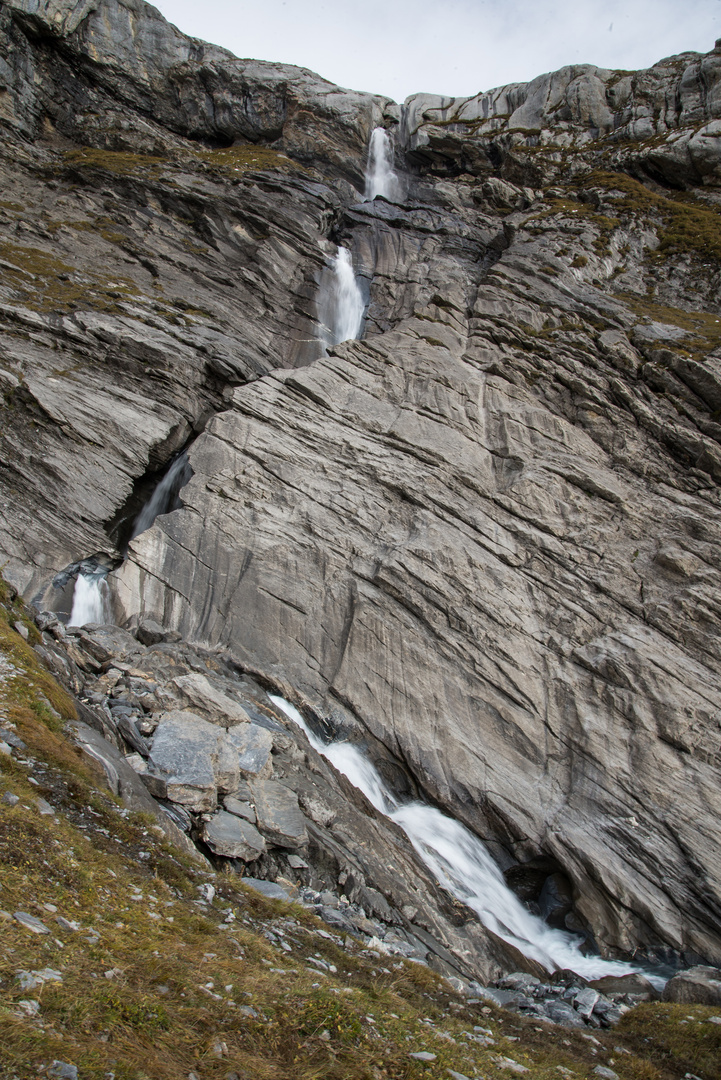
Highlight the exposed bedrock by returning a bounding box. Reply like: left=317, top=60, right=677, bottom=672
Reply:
left=1, top=0, right=721, bottom=971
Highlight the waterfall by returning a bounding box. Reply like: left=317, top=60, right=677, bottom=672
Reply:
left=270, top=695, right=662, bottom=985
left=130, top=450, right=192, bottom=540
left=318, top=246, right=365, bottom=348
left=364, top=127, right=402, bottom=202
left=69, top=572, right=110, bottom=626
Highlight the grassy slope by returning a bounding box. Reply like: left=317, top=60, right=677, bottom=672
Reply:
left=0, top=582, right=720, bottom=1080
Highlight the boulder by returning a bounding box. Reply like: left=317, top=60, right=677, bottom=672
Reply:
left=135, top=619, right=167, bottom=646
left=202, top=810, right=266, bottom=861
left=545, top=1000, right=587, bottom=1028
left=227, top=722, right=273, bottom=779
left=249, top=779, right=308, bottom=849
left=573, top=987, right=600, bottom=1018
left=147, top=711, right=240, bottom=811
left=588, top=973, right=658, bottom=997
left=241, top=878, right=293, bottom=901
left=172, top=673, right=251, bottom=727
left=662, top=966, right=721, bottom=1005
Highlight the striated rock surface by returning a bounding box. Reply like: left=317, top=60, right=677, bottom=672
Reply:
left=1, top=0, right=721, bottom=973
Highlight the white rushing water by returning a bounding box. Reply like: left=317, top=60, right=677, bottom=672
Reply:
left=69, top=572, right=110, bottom=626
left=364, top=127, right=402, bottom=202
left=270, top=694, right=658, bottom=983
left=131, top=450, right=192, bottom=540
left=318, top=246, right=365, bottom=348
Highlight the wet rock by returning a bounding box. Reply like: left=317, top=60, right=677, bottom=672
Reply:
left=202, top=810, right=266, bottom=861
left=662, top=966, right=721, bottom=1005
left=249, top=779, right=308, bottom=849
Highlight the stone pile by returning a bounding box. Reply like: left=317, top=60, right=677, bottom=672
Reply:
left=30, top=613, right=528, bottom=987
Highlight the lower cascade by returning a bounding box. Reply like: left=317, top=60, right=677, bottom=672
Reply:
left=270, top=696, right=663, bottom=986
left=318, top=245, right=365, bottom=347
left=68, top=571, right=110, bottom=626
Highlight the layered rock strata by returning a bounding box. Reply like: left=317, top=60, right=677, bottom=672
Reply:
left=1, top=0, right=721, bottom=970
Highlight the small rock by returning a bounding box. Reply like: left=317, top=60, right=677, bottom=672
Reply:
left=592, top=1069, right=619, bottom=1080
left=493, top=1057, right=529, bottom=1073
left=14, top=911, right=51, bottom=934
left=708, top=1016, right=721, bottom=1025
left=2, top=792, right=20, bottom=806
left=287, top=853, right=309, bottom=869
left=16, top=998, right=41, bottom=1016
left=238, top=1005, right=258, bottom=1018
left=13, top=620, right=29, bottom=640
left=36, top=797, right=55, bottom=816
left=0, top=741, right=11, bottom=756
left=447, top=1071, right=472, bottom=1080
left=223, top=795, right=256, bottom=822
left=56, top=916, right=80, bottom=932
left=409, top=1051, right=437, bottom=1061
left=198, top=883, right=216, bottom=903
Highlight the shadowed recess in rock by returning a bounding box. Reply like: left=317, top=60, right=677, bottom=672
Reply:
left=130, top=450, right=193, bottom=541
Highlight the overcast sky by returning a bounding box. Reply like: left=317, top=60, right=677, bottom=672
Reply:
left=152, top=0, right=721, bottom=103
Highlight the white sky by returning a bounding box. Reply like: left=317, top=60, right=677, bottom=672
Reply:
left=152, top=0, right=721, bottom=104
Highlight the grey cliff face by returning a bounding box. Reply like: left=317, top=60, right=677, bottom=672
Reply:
left=1, top=0, right=721, bottom=973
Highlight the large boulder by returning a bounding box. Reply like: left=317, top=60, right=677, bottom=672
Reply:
left=227, top=723, right=273, bottom=780
left=662, top=966, right=721, bottom=1005
left=202, top=810, right=266, bottom=861
left=172, top=673, right=252, bottom=727
left=249, top=779, right=308, bottom=849
left=147, top=711, right=239, bottom=810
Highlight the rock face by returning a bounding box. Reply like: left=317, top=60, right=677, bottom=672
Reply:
left=2, top=0, right=721, bottom=971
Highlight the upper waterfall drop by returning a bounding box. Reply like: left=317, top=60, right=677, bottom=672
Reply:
left=270, top=694, right=664, bottom=985
left=364, top=127, right=402, bottom=202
